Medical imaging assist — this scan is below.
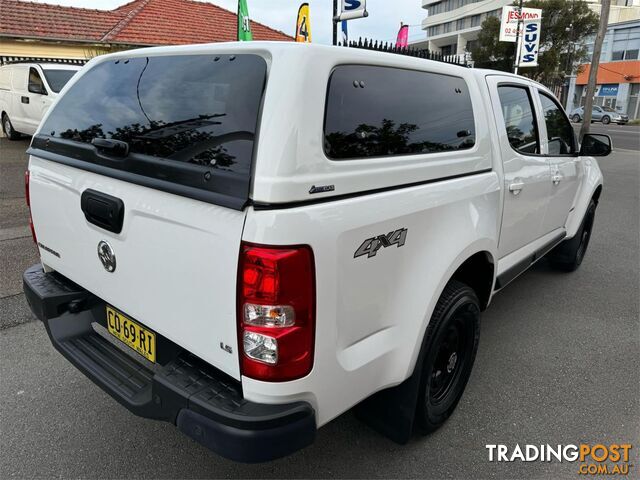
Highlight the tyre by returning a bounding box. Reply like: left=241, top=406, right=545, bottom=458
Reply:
left=2, top=114, right=21, bottom=140
left=416, top=280, right=480, bottom=433
left=572, top=114, right=581, bottom=123
left=549, top=199, right=597, bottom=272
left=602, top=116, right=610, bottom=125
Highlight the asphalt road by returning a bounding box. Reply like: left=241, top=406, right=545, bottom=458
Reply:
left=1, top=128, right=639, bottom=479
left=572, top=122, right=640, bottom=151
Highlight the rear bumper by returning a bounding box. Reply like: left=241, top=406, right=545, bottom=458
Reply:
left=23, top=264, right=316, bottom=463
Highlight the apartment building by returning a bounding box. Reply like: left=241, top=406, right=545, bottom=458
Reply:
left=412, top=0, right=640, bottom=58
left=412, top=0, right=510, bottom=57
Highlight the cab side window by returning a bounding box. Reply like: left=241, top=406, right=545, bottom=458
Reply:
left=28, top=68, right=46, bottom=95
left=539, top=93, right=576, bottom=155
left=497, top=85, right=540, bottom=155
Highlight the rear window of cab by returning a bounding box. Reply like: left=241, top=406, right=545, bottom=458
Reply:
left=32, top=54, right=267, bottom=209
left=324, top=65, right=476, bottom=160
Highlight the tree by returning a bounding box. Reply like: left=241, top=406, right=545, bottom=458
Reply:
left=470, top=0, right=599, bottom=84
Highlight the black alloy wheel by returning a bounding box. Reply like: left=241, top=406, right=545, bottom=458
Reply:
left=417, top=280, right=480, bottom=433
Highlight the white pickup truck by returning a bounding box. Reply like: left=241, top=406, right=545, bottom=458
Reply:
left=22, top=43, right=609, bottom=463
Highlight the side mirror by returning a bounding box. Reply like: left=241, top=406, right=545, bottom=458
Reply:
left=28, top=83, right=47, bottom=95
left=580, top=133, right=612, bottom=157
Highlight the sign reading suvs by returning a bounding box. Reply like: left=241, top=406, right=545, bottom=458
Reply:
left=499, top=6, right=542, bottom=42
left=518, top=20, right=541, bottom=67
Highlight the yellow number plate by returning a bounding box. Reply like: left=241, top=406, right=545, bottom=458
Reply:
left=106, top=306, right=156, bottom=363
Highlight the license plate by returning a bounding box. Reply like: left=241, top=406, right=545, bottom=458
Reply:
left=106, top=306, right=156, bottom=363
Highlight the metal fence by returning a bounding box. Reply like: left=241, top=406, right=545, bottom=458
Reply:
left=340, top=37, right=469, bottom=68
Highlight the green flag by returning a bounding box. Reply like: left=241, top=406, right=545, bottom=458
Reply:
left=237, top=0, right=253, bottom=41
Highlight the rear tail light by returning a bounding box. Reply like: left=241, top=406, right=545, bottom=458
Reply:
left=238, top=242, right=315, bottom=381
left=25, top=170, right=37, bottom=244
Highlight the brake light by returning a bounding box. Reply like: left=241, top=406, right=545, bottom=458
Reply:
left=238, top=242, right=315, bottom=381
left=25, top=170, right=37, bottom=244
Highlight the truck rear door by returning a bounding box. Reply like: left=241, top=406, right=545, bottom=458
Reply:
left=27, top=52, right=268, bottom=380
left=486, top=75, right=552, bottom=258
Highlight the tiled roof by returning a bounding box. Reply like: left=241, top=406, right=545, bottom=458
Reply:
left=0, top=0, right=122, bottom=41
left=0, top=0, right=292, bottom=45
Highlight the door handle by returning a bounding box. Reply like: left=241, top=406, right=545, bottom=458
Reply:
left=21, top=96, right=29, bottom=104
left=552, top=174, right=562, bottom=184
left=508, top=181, right=525, bottom=195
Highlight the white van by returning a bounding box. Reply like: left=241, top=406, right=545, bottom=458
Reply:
left=23, top=42, right=609, bottom=463
left=0, top=62, right=80, bottom=139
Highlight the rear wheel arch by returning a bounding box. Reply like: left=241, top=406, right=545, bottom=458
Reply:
left=353, top=249, right=494, bottom=442
left=593, top=185, right=602, bottom=204
left=450, top=251, right=495, bottom=311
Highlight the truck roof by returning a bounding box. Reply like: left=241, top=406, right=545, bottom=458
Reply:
left=92, top=41, right=545, bottom=88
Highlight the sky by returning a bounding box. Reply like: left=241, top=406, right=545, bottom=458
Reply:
left=28, top=0, right=428, bottom=45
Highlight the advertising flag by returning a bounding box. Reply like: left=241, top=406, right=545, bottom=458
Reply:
left=237, top=0, right=253, bottom=41
left=295, top=3, right=312, bottom=42
left=341, top=20, right=348, bottom=44
left=396, top=23, right=409, bottom=48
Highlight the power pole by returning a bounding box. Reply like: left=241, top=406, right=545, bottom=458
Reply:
left=333, top=0, right=338, bottom=45
left=513, top=0, right=524, bottom=75
left=579, top=0, right=611, bottom=141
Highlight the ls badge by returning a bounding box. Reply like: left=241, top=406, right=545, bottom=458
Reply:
left=354, top=228, right=407, bottom=259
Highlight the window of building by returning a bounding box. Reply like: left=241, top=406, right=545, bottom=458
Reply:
left=625, top=49, right=639, bottom=60
left=324, top=65, right=476, bottom=159
left=539, top=93, right=576, bottom=155
left=470, top=15, right=481, bottom=27
left=612, top=50, right=625, bottom=60
left=457, top=18, right=466, bottom=31
left=428, top=25, right=441, bottom=37
left=497, top=86, right=540, bottom=155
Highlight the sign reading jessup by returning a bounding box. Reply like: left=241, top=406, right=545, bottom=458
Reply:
left=499, top=6, right=542, bottom=42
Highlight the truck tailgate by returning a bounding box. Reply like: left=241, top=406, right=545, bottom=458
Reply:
left=29, top=156, right=245, bottom=379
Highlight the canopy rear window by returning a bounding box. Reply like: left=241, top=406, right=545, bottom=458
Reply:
left=32, top=54, right=267, bottom=209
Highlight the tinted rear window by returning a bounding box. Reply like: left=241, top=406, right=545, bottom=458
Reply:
left=34, top=54, right=267, bottom=209
left=324, top=65, right=475, bottom=159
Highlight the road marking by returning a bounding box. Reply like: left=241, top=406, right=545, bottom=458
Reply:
left=604, top=130, right=638, bottom=135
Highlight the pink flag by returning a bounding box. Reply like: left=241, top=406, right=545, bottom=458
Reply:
left=396, top=23, right=409, bottom=48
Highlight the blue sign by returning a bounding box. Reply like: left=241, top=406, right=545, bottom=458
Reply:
left=598, top=84, right=619, bottom=97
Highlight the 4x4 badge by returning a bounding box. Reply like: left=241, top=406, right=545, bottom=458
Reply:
left=354, top=228, right=408, bottom=259
left=97, top=241, right=116, bottom=272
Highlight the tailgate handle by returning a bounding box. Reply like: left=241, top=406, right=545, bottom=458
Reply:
left=81, top=189, right=125, bottom=234
left=91, top=138, right=129, bottom=157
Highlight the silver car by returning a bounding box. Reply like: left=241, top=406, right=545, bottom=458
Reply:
left=571, top=105, right=629, bottom=125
